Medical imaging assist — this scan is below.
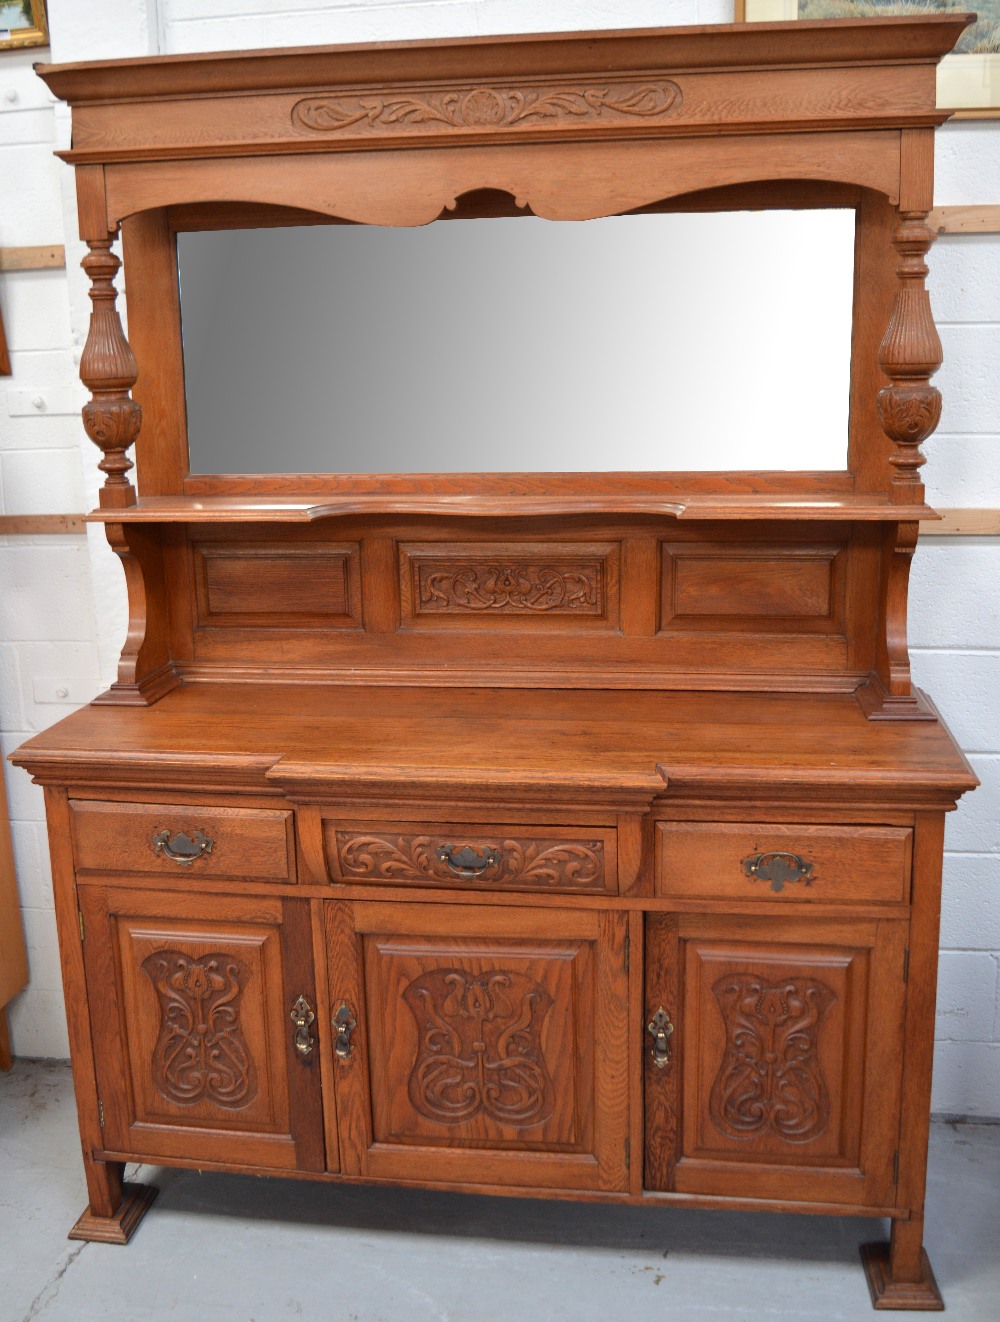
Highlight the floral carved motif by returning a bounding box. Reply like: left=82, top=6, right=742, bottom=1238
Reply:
left=709, top=974, right=835, bottom=1143
left=877, top=383, right=942, bottom=449
left=404, top=969, right=555, bottom=1127
left=416, top=561, right=602, bottom=614
left=292, top=80, right=682, bottom=136
left=141, top=950, right=257, bottom=1109
left=337, top=832, right=606, bottom=890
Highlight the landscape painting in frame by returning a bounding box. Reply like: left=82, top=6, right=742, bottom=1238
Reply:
left=739, top=1, right=1000, bottom=116
left=0, top=1, right=47, bottom=52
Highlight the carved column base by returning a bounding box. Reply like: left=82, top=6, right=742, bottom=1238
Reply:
left=860, top=1242, right=944, bottom=1311
left=855, top=675, right=936, bottom=722
left=91, top=661, right=182, bottom=707
left=69, top=1181, right=158, bottom=1245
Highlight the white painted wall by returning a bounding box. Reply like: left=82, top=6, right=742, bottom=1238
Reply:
left=1, top=0, right=997, bottom=1116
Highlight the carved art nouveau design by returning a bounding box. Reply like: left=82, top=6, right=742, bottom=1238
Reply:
left=337, top=832, right=606, bottom=890
left=404, top=969, right=555, bottom=1126
left=709, top=974, right=835, bottom=1143
left=416, top=562, right=602, bottom=614
left=141, top=950, right=257, bottom=1108
left=292, top=80, right=682, bottom=137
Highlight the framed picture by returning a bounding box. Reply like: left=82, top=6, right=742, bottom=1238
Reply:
left=0, top=0, right=48, bottom=52
left=737, top=2, right=1000, bottom=118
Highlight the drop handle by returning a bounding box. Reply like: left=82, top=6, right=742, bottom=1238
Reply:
left=435, top=843, right=502, bottom=879
left=290, top=995, right=316, bottom=1057
left=151, top=828, right=214, bottom=865
left=647, top=1006, right=674, bottom=1068
left=333, top=1002, right=357, bottom=1060
left=742, top=851, right=814, bottom=894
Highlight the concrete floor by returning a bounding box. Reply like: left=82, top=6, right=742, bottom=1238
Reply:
left=1, top=1061, right=998, bottom=1322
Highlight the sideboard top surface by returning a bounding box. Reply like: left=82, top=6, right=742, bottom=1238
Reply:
left=10, top=684, right=977, bottom=806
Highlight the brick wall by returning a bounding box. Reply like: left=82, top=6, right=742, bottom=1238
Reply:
left=1, top=0, right=997, bottom=1115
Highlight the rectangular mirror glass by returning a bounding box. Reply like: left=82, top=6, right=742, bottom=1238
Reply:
left=178, top=209, right=855, bottom=475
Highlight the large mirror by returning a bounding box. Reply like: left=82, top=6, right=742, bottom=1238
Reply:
left=178, top=209, right=855, bottom=475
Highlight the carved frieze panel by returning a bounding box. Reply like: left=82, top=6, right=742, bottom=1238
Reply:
left=403, top=968, right=555, bottom=1127
left=292, top=80, right=683, bottom=142
left=709, top=974, right=835, bottom=1143
left=141, top=950, right=257, bottom=1109
left=399, top=542, right=619, bottom=630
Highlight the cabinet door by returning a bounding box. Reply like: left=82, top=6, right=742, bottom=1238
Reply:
left=645, top=913, right=906, bottom=1208
left=81, top=886, right=324, bottom=1171
left=326, top=900, right=630, bottom=1192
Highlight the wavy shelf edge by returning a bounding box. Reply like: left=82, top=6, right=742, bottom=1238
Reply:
left=84, top=495, right=942, bottom=523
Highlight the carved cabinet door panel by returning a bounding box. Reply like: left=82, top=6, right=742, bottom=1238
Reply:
left=325, top=900, right=630, bottom=1192
left=645, top=913, right=906, bottom=1208
left=80, top=886, right=324, bottom=1171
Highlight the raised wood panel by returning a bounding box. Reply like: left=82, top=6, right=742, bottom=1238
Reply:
left=81, top=887, right=323, bottom=1170
left=399, top=542, right=620, bottom=631
left=667, top=914, right=905, bottom=1206
left=661, top=542, right=846, bottom=633
left=194, top=542, right=362, bottom=630
left=655, top=822, right=911, bottom=904
left=71, top=800, right=295, bottom=883
left=330, top=902, right=630, bottom=1191
left=325, top=822, right=616, bottom=894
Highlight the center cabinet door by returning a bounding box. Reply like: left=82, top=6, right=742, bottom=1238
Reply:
left=80, top=885, right=324, bottom=1172
left=325, top=900, right=631, bottom=1192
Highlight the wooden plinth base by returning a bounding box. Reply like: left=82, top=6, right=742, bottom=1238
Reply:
left=860, top=1242, right=944, bottom=1311
left=69, top=1182, right=158, bottom=1245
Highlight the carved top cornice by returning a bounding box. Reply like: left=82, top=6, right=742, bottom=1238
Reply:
left=37, top=16, right=972, bottom=167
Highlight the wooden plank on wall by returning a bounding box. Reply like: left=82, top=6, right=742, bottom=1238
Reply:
left=0, top=515, right=86, bottom=535
left=920, top=509, right=1000, bottom=537
left=0, top=246, right=66, bottom=272
left=930, top=205, right=1000, bottom=235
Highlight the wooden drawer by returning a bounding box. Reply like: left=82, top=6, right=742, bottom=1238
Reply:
left=655, top=822, right=910, bottom=904
left=325, top=821, right=616, bottom=894
left=70, top=800, right=296, bottom=882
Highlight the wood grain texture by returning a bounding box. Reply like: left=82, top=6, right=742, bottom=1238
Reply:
left=0, top=514, right=86, bottom=535
left=930, top=204, right=1000, bottom=234
left=0, top=245, right=65, bottom=271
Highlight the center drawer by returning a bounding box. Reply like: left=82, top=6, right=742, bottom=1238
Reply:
left=325, top=821, right=617, bottom=894
left=655, top=821, right=911, bottom=904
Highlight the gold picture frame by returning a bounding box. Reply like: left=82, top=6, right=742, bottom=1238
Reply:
left=0, top=0, right=48, bottom=53
left=737, top=1, right=1000, bottom=118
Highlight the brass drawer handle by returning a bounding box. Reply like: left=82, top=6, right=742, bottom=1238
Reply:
left=290, top=995, right=315, bottom=1057
left=435, top=843, right=502, bottom=879
left=742, top=851, right=814, bottom=894
left=647, top=1007, right=674, bottom=1068
left=151, top=828, right=214, bottom=866
left=333, top=1002, right=357, bottom=1060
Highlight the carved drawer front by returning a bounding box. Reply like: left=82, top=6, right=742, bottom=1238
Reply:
left=70, top=800, right=296, bottom=882
left=655, top=822, right=910, bottom=904
left=326, top=822, right=616, bottom=894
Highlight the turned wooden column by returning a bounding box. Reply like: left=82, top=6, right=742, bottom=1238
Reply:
left=80, top=237, right=141, bottom=509
left=876, top=212, right=943, bottom=505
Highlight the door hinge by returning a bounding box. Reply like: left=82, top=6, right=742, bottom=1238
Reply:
left=97, top=1099, right=105, bottom=1129
left=903, top=947, right=910, bottom=983
left=893, top=1150, right=899, bottom=1185
left=624, top=933, right=630, bottom=974
left=78, top=909, right=85, bottom=942
left=625, top=1136, right=630, bottom=1170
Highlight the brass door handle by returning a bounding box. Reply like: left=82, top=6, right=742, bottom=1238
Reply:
left=290, top=995, right=315, bottom=1057
left=742, top=851, right=814, bottom=894
left=435, top=843, right=502, bottom=878
left=152, top=828, right=214, bottom=865
left=647, top=1006, right=674, bottom=1068
left=333, top=1002, right=357, bottom=1059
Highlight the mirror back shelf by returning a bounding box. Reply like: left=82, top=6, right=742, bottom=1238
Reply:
left=37, top=16, right=962, bottom=707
